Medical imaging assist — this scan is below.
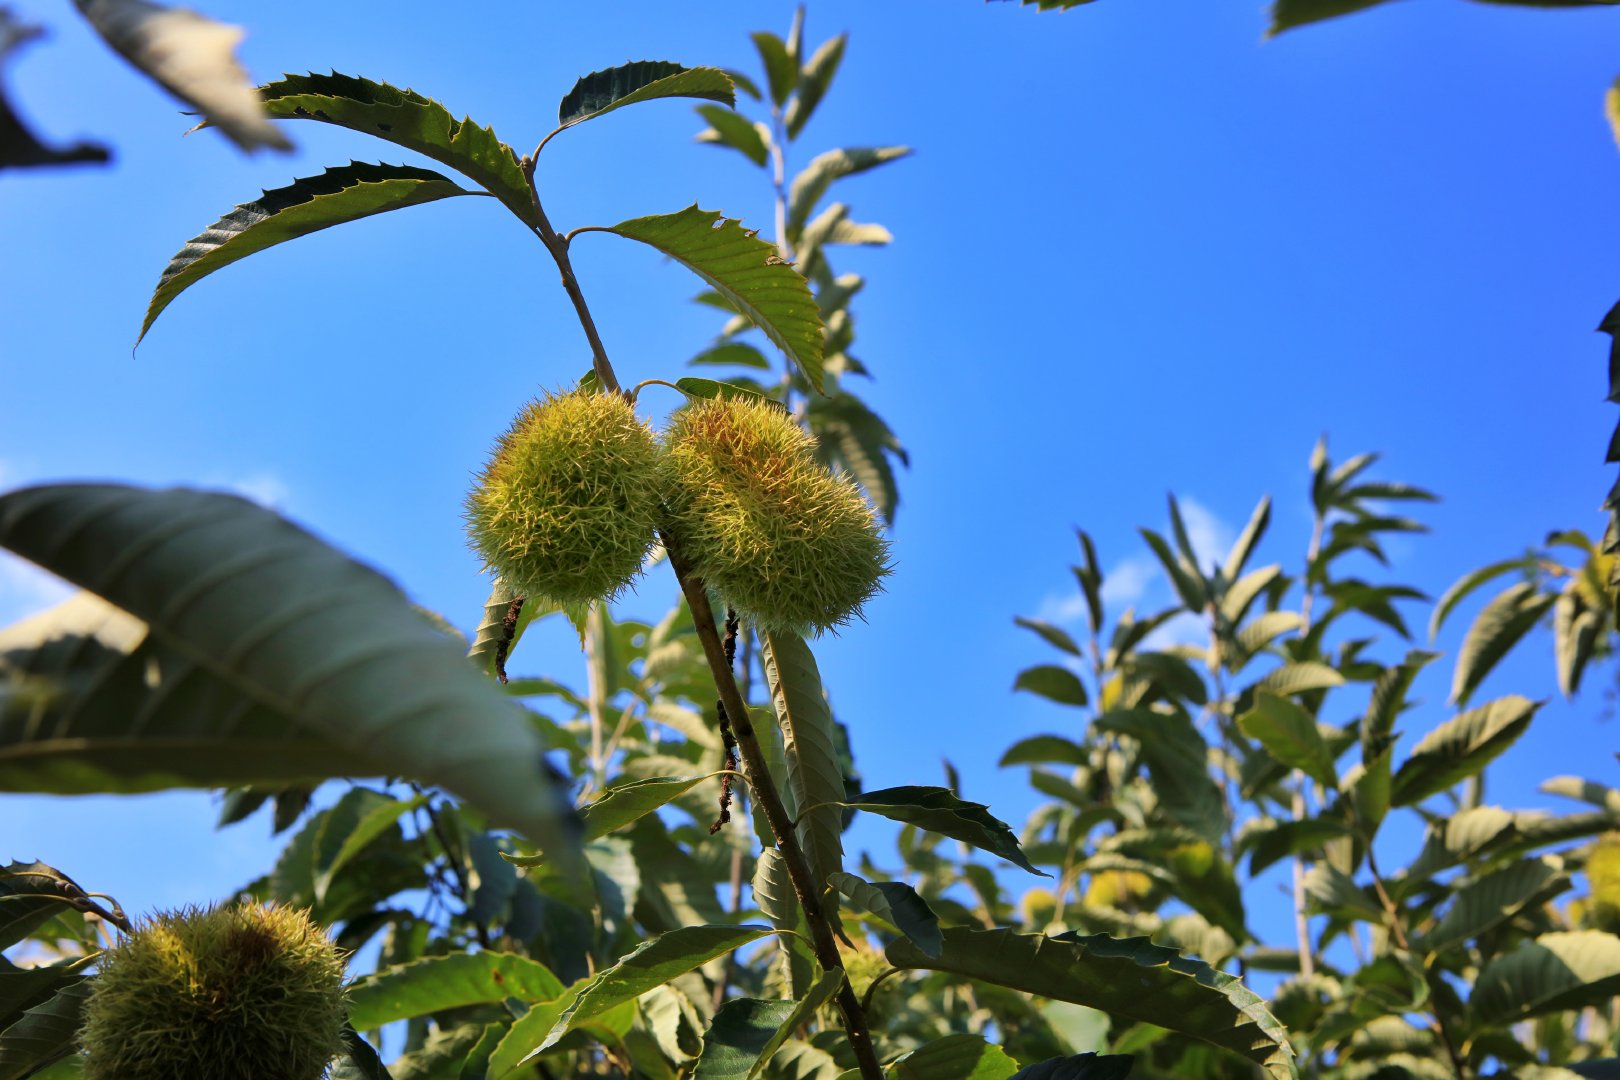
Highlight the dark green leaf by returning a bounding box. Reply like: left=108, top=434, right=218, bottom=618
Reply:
left=1222, top=496, right=1272, bottom=583
left=696, top=104, right=768, bottom=167
left=338, top=1025, right=395, bottom=1080
left=1451, top=583, right=1555, bottom=706
left=1420, top=857, right=1568, bottom=955
left=839, top=786, right=1044, bottom=876
left=537, top=925, right=776, bottom=1054
left=888, top=1034, right=1019, bottom=1080
left=1428, top=558, right=1529, bottom=641
left=1010, top=1054, right=1135, bottom=1080
left=558, top=62, right=734, bottom=129
left=1238, top=692, right=1337, bottom=788
left=581, top=776, right=710, bottom=841
left=1391, top=696, right=1538, bottom=807
left=314, top=790, right=428, bottom=905
left=347, top=952, right=565, bottom=1031
left=829, top=872, right=942, bottom=957
left=1093, top=710, right=1224, bottom=843
left=255, top=73, right=535, bottom=226
left=0, top=486, right=578, bottom=857
left=1472, top=931, right=1620, bottom=1024
left=751, top=32, right=797, bottom=107
left=1554, top=587, right=1601, bottom=697
left=0, top=978, right=90, bottom=1080
left=885, top=929, right=1293, bottom=1080
left=1242, top=817, right=1352, bottom=877
left=998, top=735, right=1089, bottom=768
left=1014, top=618, right=1082, bottom=657
left=674, top=377, right=786, bottom=412
left=0, top=863, right=102, bottom=952
left=1013, top=665, right=1087, bottom=707
left=692, top=971, right=842, bottom=1080
left=806, top=392, right=908, bottom=525
left=137, top=163, right=472, bottom=344
left=601, top=206, right=823, bottom=392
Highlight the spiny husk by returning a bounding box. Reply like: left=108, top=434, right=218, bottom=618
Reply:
left=466, top=389, right=664, bottom=605
left=79, top=903, right=346, bottom=1080
left=664, top=396, right=889, bottom=635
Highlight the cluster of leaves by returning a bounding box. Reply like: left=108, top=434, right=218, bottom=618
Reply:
left=0, top=23, right=1293, bottom=1080
left=993, top=441, right=1620, bottom=1078
left=684, top=9, right=910, bottom=524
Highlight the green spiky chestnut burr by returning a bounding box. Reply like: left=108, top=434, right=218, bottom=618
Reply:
left=466, top=389, right=664, bottom=605
left=78, top=903, right=346, bottom=1080
left=663, top=396, right=890, bottom=635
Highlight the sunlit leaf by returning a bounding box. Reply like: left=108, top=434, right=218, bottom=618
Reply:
left=1472, top=931, right=1620, bottom=1024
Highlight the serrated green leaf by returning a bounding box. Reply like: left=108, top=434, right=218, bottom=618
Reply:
left=536, top=925, right=776, bottom=1055
left=998, top=735, right=1089, bottom=768
left=829, top=872, right=942, bottom=957
left=787, top=147, right=912, bottom=234
left=838, top=786, right=1044, bottom=876
left=888, top=1034, right=1018, bottom=1080
left=601, top=206, right=823, bottom=391
left=137, top=163, right=472, bottom=344
left=557, top=62, right=733, bottom=130
left=0, top=485, right=578, bottom=858
left=1257, top=662, right=1345, bottom=698
left=1093, top=710, right=1224, bottom=843
left=1428, top=558, right=1529, bottom=641
left=1421, top=857, right=1568, bottom=955
left=1013, top=665, right=1088, bottom=707
left=347, top=952, right=564, bottom=1031
left=750, top=32, right=797, bottom=107
left=0, top=978, right=90, bottom=1080
left=1451, top=582, right=1555, bottom=706
left=0, top=864, right=98, bottom=953
left=696, top=104, right=768, bottom=167
left=761, top=631, right=846, bottom=897
left=885, top=929, right=1294, bottom=1079
left=805, top=392, right=907, bottom=525
left=1238, top=692, right=1338, bottom=788
left=1472, top=931, right=1620, bottom=1024
left=581, top=776, right=710, bottom=841
left=254, top=72, right=535, bottom=226
left=1390, top=696, right=1538, bottom=807
left=692, top=970, right=842, bottom=1080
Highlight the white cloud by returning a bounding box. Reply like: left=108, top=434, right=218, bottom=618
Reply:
left=1141, top=610, right=1212, bottom=653
left=1100, top=554, right=1157, bottom=607
left=206, top=471, right=291, bottom=510
left=1178, top=496, right=1236, bottom=574
left=1034, top=590, right=1090, bottom=625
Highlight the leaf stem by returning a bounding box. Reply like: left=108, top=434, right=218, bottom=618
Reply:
left=662, top=530, right=885, bottom=1080
left=522, top=150, right=621, bottom=394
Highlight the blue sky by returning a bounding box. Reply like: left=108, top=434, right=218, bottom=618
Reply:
left=5, top=0, right=1620, bottom=950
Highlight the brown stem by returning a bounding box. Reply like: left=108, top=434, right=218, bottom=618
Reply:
left=1365, top=848, right=1465, bottom=1078
left=522, top=152, right=620, bottom=394
left=664, top=533, right=884, bottom=1080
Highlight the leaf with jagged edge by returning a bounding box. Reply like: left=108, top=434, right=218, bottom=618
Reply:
left=1472, top=931, right=1620, bottom=1025
left=136, top=162, right=473, bottom=344
left=760, top=631, right=845, bottom=898
left=253, top=72, right=536, bottom=227
left=691, top=970, right=843, bottom=1080
left=1429, top=557, right=1531, bottom=641
left=600, top=205, right=823, bottom=392
left=885, top=928, right=1295, bottom=1080
left=829, top=872, right=942, bottom=957
left=787, top=147, right=912, bottom=235
left=838, top=786, right=1044, bottom=876
left=1268, top=0, right=1392, bottom=34
left=558, top=61, right=733, bottom=129
left=1451, top=582, right=1555, bottom=706
left=1419, top=857, right=1569, bottom=956
left=1390, top=696, right=1538, bottom=807
left=807, top=391, right=907, bottom=525
left=0, top=977, right=91, bottom=1078
left=534, top=925, right=776, bottom=1056
left=0, top=485, right=579, bottom=858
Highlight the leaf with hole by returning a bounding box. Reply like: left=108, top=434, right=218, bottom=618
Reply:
left=136, top=163, right=473, bottom=345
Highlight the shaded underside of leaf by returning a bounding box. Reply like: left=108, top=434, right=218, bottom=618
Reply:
left=558, top=61, right=734, bottom=128
left=137, top=162, right=472, bottom=344
left=885, top=928, right=1295, bottom=1080
left=761, top=631, right=846, bottom=894
left=601, top=205, right=824, bottom=392
left=0, top=484, right=578, bottom=855
left=840, top=786, right=1043, bottom=876
left=1471, top=930, right=1620, bottom=1024
left=346, top=951, right=565, bottom=1030
left=254, top=71, right=537, bottom=226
